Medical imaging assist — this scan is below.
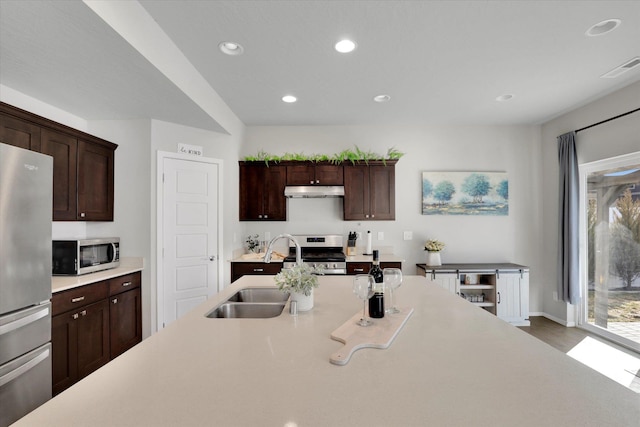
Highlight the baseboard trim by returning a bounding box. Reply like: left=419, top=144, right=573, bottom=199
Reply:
left=529, top=312, right=576, bottom=327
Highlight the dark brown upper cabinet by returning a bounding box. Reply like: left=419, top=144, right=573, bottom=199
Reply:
left=286, top=162, right=344, bottom=186
left=0, top=102, right=117, bottom=221
left=343, top=161, right=396, bottom=220
left=239, top=162, right=287, bottom=221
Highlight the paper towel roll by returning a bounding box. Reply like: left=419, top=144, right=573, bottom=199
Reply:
left=365, top=231, right=372, bottom=255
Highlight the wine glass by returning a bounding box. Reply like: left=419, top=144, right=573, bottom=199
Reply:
left=383, top=268, right=403, bottom=314
left=353, top=274, right=374, bottom=326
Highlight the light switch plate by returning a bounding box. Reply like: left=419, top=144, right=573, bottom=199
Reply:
left=378, top=231, right=384, bottom=240
left=403, top=231, right=413, bottom=240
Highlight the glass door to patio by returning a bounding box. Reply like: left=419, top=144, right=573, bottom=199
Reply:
left=582, top=155, right=640, bottom=351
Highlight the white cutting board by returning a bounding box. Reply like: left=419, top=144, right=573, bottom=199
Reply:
left=329, top=307, right=414, bottom=365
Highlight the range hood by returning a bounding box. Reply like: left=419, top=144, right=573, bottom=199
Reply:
left=284, top=186, right=345, bottom=198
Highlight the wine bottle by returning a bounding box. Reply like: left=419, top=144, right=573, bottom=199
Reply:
left=368, top=250, right=384, bottom=318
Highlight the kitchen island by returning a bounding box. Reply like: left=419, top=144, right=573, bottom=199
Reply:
left=15, top=276, right=640, bottom=426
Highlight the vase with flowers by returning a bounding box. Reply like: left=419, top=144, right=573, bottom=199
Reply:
left=424, top=239, right=445, bottom=266
left=274, top=264, right=324, bottom=311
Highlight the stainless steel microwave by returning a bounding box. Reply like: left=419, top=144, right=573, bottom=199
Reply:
left=52, top=238, right=120, bottom=275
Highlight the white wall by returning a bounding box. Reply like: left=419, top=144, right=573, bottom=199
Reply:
left=243, top=124, right=545, bottom=312
left=540, top=81, right=640, bottom=325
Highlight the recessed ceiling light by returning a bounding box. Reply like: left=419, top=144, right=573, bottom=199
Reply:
left=219, top=41, right=244, bottom=55
left=585, top=19, right=621, bottom=36
left=373, top=94, right=391, bottom=103
left=496, top=94, right=514, bottom=102
left=335, top=39, right=357, bottom=53
left=282, top=95, right=297, bottom=103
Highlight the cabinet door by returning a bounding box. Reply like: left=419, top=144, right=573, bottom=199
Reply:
left=369, top=165, right=395, bottom=220
left=76, top=299, right=110, bottom=380
left=110, top=288, right=142, bottom=359
left=51, top=311, right=78, bottom=396
left=496, top=274, right=522, bottom=323
left=262, top=165, right=287, bottom=220
left=41, top=129, right=77, bottom=221
left=343, top=165, right=369, bottom=220
left=239, top=164, right=263, bottom=220
left=77, top=140, right=114, bottom=221
left=315, top=164, right=343, bottom=185
left=0, top=114, right=41, bottom=151
left=286, top=164, right=315, bottom=185
left=428, top=273, right=459, bottom=294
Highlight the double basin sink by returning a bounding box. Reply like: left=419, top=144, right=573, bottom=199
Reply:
left=205, top=287, right=289, bottom=319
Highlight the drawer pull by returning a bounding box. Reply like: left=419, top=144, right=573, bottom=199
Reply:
left=122, top=281, right=132, bottom=287
left=71, top=296, right=85, bottom=303
left=80, top=310, right=87, bottom=316
left=112, top=298, right=118, bottom=304
left=354, top=268, right=364, bottom=272
left=72, top=313, right=79, bottom=320
left=253, top=268, right=264, bottom=272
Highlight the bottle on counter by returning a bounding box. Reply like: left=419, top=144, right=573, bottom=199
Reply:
left=368, top=250, right=384, bottom=318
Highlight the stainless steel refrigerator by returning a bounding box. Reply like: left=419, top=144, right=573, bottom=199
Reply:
left=0, top=142, right=53, bottom=427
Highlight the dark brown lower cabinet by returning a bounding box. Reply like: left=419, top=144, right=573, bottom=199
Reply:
left=51, top=272, right=142, bottom=395
left=110, top=287, right=142, bottom=359
left=52, top=299, right=109, bottom=396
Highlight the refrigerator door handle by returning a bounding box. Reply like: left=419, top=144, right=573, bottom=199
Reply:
left=0, top=306, right=50, bottom=337
left=0, top=347, right=50, bottom=387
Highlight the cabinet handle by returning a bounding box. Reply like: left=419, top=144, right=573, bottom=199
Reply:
left=497, top=292, right=501, bottom=304
left=354, top=268, right=364, bottom=272
left=371, top=214, right=375, bottom=218
left=264, top=214, right=268, bottom=218
left=122, top=281, right=132, bottom=287
left=80, top=212, right=86, bottom=218
left=112, top=298, right=118, bottom=304
left=71, top=296, right=85, bottom=303
left=72, top=313, right=79, bottom=320
left=258, top=215, right=263, bottom=218
left=253, top=268, right=264, bottom=272
left=310, top=180, right=314, bottom=184
left=365, top=215, right=369, bottom=218
left=316, top=180, right=319, bottom=184
left=80, top=310, right=87, bottom=316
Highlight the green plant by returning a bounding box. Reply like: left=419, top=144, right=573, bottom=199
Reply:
left=242, top=146, right=404, bottom=164
left=274, top=264, right=323, bottom=296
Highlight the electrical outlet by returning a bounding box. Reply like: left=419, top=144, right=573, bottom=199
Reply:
left=403, top=231, right=413, bottom=240
left=553, top=291, right=558, bottom=301
left=378, top=231, right=384, bottom=240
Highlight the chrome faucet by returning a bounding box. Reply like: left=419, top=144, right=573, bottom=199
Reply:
left=264, top=233, right=302, bottom=266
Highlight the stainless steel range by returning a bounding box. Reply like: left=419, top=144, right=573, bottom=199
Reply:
left=282, top=235, right=346, bottom=275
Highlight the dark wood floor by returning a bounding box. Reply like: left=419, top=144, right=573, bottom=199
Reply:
left=518, top=316, right=596, bottom=353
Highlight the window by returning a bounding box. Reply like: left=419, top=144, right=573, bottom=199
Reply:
left=579, top=152, right=640, bottom=352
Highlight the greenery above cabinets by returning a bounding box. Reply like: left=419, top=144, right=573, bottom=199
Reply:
left=242, top=146, right=404, bottom=165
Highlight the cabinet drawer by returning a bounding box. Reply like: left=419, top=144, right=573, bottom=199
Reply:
left=231, top=262, right=281, bottom=282
left=347, top=263, right=371, bottom=275
left=109, top=272, right=141, bottom=296
left=52, top=281, right=108, bottom=316
left=380, top=262, right=402, bottom=270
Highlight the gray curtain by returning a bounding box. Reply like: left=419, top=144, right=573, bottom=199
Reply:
left=557, top=131, right=580, bottom=304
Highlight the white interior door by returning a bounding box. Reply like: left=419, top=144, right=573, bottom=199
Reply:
left=159, top=154, right=221, bottom=328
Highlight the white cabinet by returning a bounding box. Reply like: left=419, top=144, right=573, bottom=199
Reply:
left=496, top=270, right=530, bottom=326
left=420, top=263, right=529, bottom=326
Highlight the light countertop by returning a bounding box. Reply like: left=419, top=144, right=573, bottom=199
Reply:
left=231, top=254, right=404, bottom=263
left=51, top=257, right=144, bottom=293
left=18, top=275, right=640, bottom=426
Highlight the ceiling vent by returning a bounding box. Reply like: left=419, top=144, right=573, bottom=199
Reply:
left=601, top=57, right=640, bottom=78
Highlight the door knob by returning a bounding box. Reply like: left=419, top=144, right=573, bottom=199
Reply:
left=209, top=255, right=215, bottom=261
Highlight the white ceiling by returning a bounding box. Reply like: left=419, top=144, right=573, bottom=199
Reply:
left=1, top=1, right=639, bottom=134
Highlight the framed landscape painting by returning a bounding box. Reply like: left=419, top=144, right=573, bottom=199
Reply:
left=422, top=171, right=508, bottom=215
